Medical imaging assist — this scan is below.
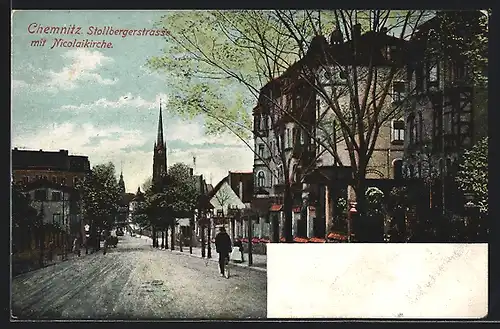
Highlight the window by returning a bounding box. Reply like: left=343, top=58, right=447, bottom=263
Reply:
left=61, top=177, right=66, bottom=185
left=292, top=164, right=298, bottom=183
left=42, top=175, right=48, bottom=181
left=393, top=159, right=403, bottom=179
left=73, top=177, right=79, bottom=185
left=34, top=189, right=47, bottom=201
left=51, top=191, right=62, bottom=202
left=392, top=81, right=406, bottom=103
left=418, top=112, right=424, bottom=143
left=433, top=104, right=443, bottom=150
left=257, top=171, right=266, bottom=187
left=415, top=64, right=424, bottom=92
left=427, top=61, right=439, bottom=91
left=254, top=115, right=261, bottom=131
left=408, top=115, right=415, bottom=145
left=258, top=144, right=264, bottom=158
left=391, top=120, right=405, bottom=144
left=22, top=176, right=29, bottom=184
left=52, top=176, right=57, bottom=184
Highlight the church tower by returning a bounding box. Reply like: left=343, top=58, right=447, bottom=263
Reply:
left=152, top=101, right=167, bottom=189
left=118, top=166, right=126, bottom=195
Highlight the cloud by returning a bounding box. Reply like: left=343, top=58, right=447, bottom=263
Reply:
left=165, top=120, right=248, bottom=148
left=13, top=49, right=117, bottom=94
left=44, top=49, right=117, bottom=91
left=56, top=93, right=168, bottom=112
left=11, top=79, right=28, bottom=93
left=12, top=121, right=254, bottom=193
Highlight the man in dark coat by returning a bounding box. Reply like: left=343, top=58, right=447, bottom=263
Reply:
left=215, top=227, right=232, bottom=276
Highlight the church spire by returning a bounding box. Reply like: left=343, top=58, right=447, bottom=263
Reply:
left=118, top=161, right=125, bottom=194
left=157, top=100, right=164, bottom=147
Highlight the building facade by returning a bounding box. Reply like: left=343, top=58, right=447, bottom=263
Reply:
left=251, top=26, right=410, bottom=240
left=402, top=11, right=488, bottom=214
left=12, top=148, right=90, bottom=187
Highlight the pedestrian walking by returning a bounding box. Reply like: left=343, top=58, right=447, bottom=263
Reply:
left=215, top=227, right=232, bottom=277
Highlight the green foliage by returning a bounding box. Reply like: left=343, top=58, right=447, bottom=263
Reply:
left=138, top=163, right=199, bottom=229
left=456, top=137, right=488, bottom=214
left=365, top=187, right=385, bottom=216
left=426, top=11, right=488, bottom=88
left=12, top=182, right=37, bottom=230
left=76, top=162, right=122, bottom=229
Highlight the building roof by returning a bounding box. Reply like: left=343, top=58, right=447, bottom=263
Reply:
left=206, top=171, right=253, bottom=204
left=12, top=148, right=90, bottom=172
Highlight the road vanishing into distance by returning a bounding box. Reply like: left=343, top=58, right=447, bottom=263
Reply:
left=11, top=235, right=266, bottom=320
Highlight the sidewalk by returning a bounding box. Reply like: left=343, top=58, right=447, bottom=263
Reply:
left=136, top=235, right=267, bottom=273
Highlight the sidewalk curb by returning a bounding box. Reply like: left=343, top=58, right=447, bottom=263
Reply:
left=165, top=248, right=267, bottom=273
left=134, top=235, right=267, bottom=273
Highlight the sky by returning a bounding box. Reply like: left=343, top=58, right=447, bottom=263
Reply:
left=11, top=10, right=254, bottom=193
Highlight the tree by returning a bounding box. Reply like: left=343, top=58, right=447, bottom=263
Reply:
left=148, top=10, right=433, bottom=241
left=76, top=162, right=121, bottom=250
left=456, top=137, right=488, bottom=214
left=12, top=182, right=37, bottom=252
left=139, top=163, right=199, bottom=247
left=141, top=176, right=153, bottom=192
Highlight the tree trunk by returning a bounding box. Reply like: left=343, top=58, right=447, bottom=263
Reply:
left=283, top=183, right=294, bottom=243
left=354, top=176, right=368, bottom=242
left=170, top=224, right=175, bottom=251
left=152, top=225, right=157, bottom=248
left=161, top=230, right=165, bottom=249
left=271, top=213, right=279, bottom=243
left=164, top=229, right=168, bottom=249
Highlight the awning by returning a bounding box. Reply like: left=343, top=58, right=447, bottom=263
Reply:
left=270, top=204, right=283, bottom=212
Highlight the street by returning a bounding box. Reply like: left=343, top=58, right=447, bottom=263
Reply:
left=11, top=235, right=267, bottom=320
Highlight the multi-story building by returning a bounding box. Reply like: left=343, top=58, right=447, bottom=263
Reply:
left=12, top=148, right=90, bottom=187
left=252, top=25, right=410, bottom=241
left=12, top=148, right=91, bottom=235
left=402, top=11, right=488, bottom=214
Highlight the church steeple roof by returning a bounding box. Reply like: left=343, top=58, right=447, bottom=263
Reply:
left=156, top=101, right=164, bottom=147
left=118, top=162, right=125, bottom=194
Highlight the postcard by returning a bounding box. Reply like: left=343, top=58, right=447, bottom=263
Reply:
left=11, top=9, right=488, bottom=320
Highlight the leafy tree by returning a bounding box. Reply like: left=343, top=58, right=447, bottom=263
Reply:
left=12, top=182, right=37, bottom=252
left=456, top=137, right=488, bottom=214
left=148, top=10, right=431, bottom=241
left=138, top=163, right=199, bottom=247
left=76, top=162, right=121, bottom=249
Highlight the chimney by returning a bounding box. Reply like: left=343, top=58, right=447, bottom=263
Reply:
left=353, top=23, right=362, bottom=39
left=239, top=180, right=243, bottom=201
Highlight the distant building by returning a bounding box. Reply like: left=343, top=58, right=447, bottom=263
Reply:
left=12, top=148, right=90, bottom=236
left=22, top=180, right=81, bottom=234
left=12, top=148, right=90, bottom=187
left=207, top=171, right=264, bottom=240
left=152, top=103, right=167, bottom=190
